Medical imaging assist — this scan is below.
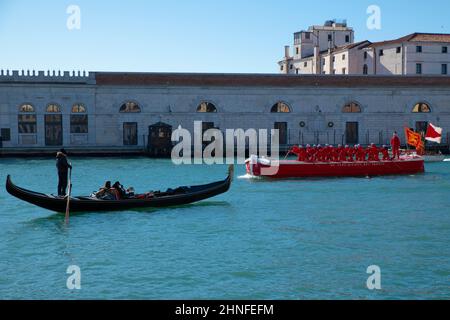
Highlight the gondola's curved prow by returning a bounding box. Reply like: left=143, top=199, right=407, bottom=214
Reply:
left=5, top=165, right=234, bottom=213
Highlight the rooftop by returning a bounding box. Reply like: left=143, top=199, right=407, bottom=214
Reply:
left=369, top=33, right=450, bottom=47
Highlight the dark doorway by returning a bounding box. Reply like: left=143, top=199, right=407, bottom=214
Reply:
left=345, top=122, right=359, bottom=145
left=415, top=121, right=428, bottom=136
left=274, top=122, right=288, bottom=145
left=148, top=122, right=172, bottom=157
left=123, top=122, right=138, bottom=146
left=202, top=122, right=215, bottom=135
left=45, top=114, right=63, bottom=146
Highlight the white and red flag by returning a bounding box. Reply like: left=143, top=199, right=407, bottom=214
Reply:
left=425, top=123, right=443, bottom=144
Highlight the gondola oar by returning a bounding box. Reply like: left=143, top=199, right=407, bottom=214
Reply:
left=65, top=166, right=72, bottom=224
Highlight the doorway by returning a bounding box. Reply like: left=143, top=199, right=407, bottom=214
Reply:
left=345, top=122, right=359, bottom=145
left=123, top=122, right=138, bottom=146
left=274, top=122, right=288, bottom=145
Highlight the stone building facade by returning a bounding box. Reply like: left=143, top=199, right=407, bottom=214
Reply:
left=280, top=20, right=450, bottom=76
left=0, top=70, right=449, bottom=153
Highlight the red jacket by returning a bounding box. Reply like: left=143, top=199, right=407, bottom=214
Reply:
left=391, top=136, right=401, bottom=148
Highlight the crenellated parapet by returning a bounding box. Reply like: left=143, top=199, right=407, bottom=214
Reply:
left=0, top=70, right=96, bottom=84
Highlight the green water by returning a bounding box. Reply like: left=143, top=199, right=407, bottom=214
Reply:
left=0, top=157, right=449, bottom=299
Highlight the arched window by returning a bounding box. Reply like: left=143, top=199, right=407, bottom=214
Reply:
left=71, top=104, right=88, bottom=134
left=46, top=104, right=61, bottom=113
left=412, top=102, right=431, bottom=113
left=271, top=102, right=291, bottom=113
left=18, top=104, right=37, bottom=134
left=120, top=101, right=141, bottom=113
left=19, top=104, right=35, bottom=113
left=342, top=102, right=362, bottom=113
left=197, top=102, right=217, bottom=113
left=72, top=104, right=86, bottom=113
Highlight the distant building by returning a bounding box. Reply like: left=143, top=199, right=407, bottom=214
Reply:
left=279, top=20, right=450, bottom=76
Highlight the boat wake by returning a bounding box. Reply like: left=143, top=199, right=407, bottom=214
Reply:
left=238, top=173, right=260, bottom=180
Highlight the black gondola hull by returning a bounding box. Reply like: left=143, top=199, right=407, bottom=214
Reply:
left=6, top=166, right=233, bottom=213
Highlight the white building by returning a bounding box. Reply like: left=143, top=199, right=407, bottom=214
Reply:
left=0, top=71, right=449, bottom=154
left=280, top=21, right=450, bottom=76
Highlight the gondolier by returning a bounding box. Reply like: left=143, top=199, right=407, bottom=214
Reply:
left=56, top=149, right=72, bottom=197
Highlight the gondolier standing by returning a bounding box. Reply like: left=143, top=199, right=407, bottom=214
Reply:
left=56, top=149, right=72, bottom=197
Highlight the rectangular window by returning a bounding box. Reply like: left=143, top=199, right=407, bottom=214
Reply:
left=296, top=69, right=299, bottom=74
left=322, top=59, right=326, bottom=65
left=442, top=64, right=448, bottom=75
left=1, top=128, right=11, bottom=141
left=332, top=56, right=336, bottom=62
left=416, top=63, right=422, bottom=74
left=280, top=65, right=284, bottom=71
left=364, top=52, right=368, bottom=59
left=443, top=46, right=448, bottom=54
left=345, top=35, right=350, bottom=42
left=305, top=32, right=310, bottom=40
left=18, top=114, right=37, bottom=134
left=342, top=68, right=346, bottom=74
left=304, top=62, right=307, bottom=67
left=328, top=34, right=332, bottom=41
left=379, top=49, right=384, bottom=56
left=296, top=47, right=299, bottom=55
left=290, top=64, right=293, bottom=70
left=396, top=47, right=401, bottom=54
left=70, top=115, right=89, bottom=133
left=416, top=46, right=422, bottom=53
left=342, top=54, right=346, bottom=60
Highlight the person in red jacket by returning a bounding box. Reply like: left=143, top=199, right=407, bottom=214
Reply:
left=339, top=145, right=348, bottom=162
left=390, top=132, right=401, bottom=160
left=290, top=145, right=307, bottom=161
left=368, top=143, right=379, bottom=161
left=380, top=145, right=390, bottom=161
left=305, top=145, right=313, bottom=162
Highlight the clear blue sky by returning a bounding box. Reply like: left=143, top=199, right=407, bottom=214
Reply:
left=1, top=0, right=450, bottom=73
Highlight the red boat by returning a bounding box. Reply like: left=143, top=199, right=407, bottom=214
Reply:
left=245, top=155, right=425, bottom=178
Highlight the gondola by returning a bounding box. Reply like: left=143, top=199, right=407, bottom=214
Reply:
left=6, top=165, right=233, bottom=213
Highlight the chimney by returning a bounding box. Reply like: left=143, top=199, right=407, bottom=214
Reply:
left=313, top=46, right=320, bottom=74
left=284, top=45, right=291, bottom=58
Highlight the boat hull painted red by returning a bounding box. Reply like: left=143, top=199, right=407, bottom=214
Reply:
left=245, top=157, right=425, bottom=178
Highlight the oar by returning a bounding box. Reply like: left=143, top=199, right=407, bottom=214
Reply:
left=65, top=166, right=72, bottom=224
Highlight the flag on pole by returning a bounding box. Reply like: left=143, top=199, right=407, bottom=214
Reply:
left=425, top=123, right=443, bottom=144
left=405, top=127, right=425, bottom=155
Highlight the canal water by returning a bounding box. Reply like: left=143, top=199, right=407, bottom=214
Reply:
left=0, top=157, right=449, bottom=299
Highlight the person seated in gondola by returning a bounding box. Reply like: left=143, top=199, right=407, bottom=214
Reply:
left=94, top=181, right=112, bottom=198
left=125, top=187, right=136, bottom=198
left=112, top=181, right=127, bottom=199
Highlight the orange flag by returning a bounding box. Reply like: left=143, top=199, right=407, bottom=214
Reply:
left=405, top=127, right=425, bottom=155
